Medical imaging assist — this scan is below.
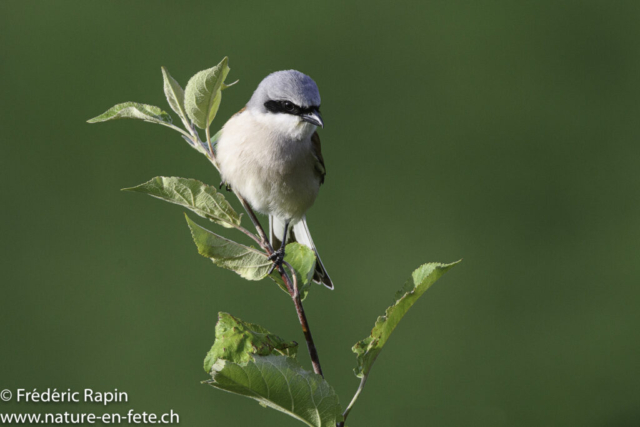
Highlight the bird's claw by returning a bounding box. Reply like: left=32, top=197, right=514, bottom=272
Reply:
left=218, top=181, right=232, bottom=192
left=267, top=247, right=285, bottom=275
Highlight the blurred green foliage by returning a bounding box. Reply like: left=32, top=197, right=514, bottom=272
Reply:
left=1, top=1, right=639, bottom=426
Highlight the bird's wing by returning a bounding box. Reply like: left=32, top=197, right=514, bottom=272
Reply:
left=311, top=131, right=326, bottom=185
left=232, top=106, right=246, bottom=118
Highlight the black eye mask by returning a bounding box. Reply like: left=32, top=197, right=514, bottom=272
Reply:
left=264, top=100, right=319, bottom=116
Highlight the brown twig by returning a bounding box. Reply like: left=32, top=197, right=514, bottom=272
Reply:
left=234, top=224, right=263, bottom=246
left=236, top=195, right=271, bottom=248
left=285, top=261, right=324, bottom=377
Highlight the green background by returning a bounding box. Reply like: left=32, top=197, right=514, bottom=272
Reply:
left=2, top=1, right=639, bottom=426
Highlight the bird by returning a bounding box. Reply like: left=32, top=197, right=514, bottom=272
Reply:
left=215, top=70, right=333, bottom=289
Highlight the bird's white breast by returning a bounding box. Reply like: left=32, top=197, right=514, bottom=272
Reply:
left=216, top=110, right=321, bottom=222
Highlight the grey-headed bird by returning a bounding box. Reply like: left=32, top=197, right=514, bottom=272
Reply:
left=216, top=70, right=333, bottom=289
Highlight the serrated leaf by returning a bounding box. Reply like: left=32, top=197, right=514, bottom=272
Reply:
left=123, top=177, right=240, bottom=228
left=87, top=102, right=191, bottom=137
left=186, top=214, right=272, bottom=280
left=204, top=312, right=297, bottom=373
left=184, top=57, right=230, bottom=129
left=161, top=66, right=188, bottom=125
left=87, top=102, right=173, bottom=125
left=206, top=355, right=343, bottom=427
left=270, top=243, right=317, bottom=300
left=352, top=261, right=460, bottom=379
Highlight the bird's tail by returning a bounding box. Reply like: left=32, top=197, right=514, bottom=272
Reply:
left=269, top=215, right=333, bottom=289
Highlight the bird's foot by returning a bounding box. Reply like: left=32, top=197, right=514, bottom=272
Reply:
left=218, top=181, right=232, bottom=192
left=267, top=247, right=286, bottom=275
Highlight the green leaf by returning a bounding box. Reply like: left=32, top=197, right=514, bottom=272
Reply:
left=352, top=261, right=460, bottom=379
left=87, top=102, right=172, bottom=124
left=87, top=102, right=192, bottom=137
left=161, top=66, right=188, bottom=125
left=185, top=214, right=272, bottom=280
left=204, top=312, right=298, bottom=373
left=206, top=355, right=343, bottom=427
left=184, top=57, right=230, bottom=129
left=123, top=177, right=240, bottom=228
left=270, top=243, right=317, bottom=300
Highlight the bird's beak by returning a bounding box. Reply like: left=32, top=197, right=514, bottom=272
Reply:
left=301, top=109, right=324, bottom=128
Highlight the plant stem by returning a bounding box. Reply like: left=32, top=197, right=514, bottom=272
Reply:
left=236, top=195, right=270, bottom=248
left=205, top=127, right=214, bottom=157
left=293, top=291, right=324, bottom=376
left=234, top=224, right=263, bottom=246
left=285, top=262, right=324, bottom=377
left=338, top=374, right=369, bottom=426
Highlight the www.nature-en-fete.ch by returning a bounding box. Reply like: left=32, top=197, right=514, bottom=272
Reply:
left=0, top=388, right=179, bottom=424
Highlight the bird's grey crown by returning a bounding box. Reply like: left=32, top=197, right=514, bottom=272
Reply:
left=247, top=70, right=321, bottom=112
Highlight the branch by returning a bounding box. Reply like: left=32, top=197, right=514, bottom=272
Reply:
left=236, top=195, right=271, bottom=248
left=285, top=261, right=324, bottom=377
left=234, top=224, right=263, bottom=246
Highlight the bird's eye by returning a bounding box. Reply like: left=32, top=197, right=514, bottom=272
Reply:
left=282, top=101, right=295, bottom=112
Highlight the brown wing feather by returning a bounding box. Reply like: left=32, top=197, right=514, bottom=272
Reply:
left=232, top=106, right=246, bottom=118
left=311, top=131, right=326, bottom=185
